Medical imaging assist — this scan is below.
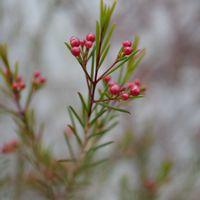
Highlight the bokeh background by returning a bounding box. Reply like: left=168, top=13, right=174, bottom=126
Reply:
left=0, top=0, right=200, bottom=199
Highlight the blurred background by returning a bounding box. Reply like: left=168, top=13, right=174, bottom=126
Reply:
left=0, top=0, right=200, bottom=199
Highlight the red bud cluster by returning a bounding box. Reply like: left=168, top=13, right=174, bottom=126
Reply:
left=12, top=75, right=26, bottom=92
left=128, top=79, right=141, bottom=96
left=2, top=67, right=26, bottom=94
left=32, top=70, right=47, bottom=88
left=70, top=33, right=96, bottom=57
left=103, top=76, right=142, bottom=101
left=122, top=40, right=133, bottom=56
left=1, top=140, right=18, bottom=154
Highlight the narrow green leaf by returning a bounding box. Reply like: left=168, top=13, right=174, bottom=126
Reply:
left=100, top=0, right=104, bottom=27
left=92, top=86, right=109, bottom=111
left=101, top=110, right=116, bottom=126
left=78, top=92, right=88, bottom=112
left=132, top=49, right=145, bottom=69
left=68, top=108, right=82, bottom=145
left=0, top=44, right=10, bottom=68
left=123, top=49, right=145, bottom=83
left=97, top=103, right=130, bottom=114
left=102, top=7, right=110, bottom=36
left=132, top=35, right=140, bottom=51
left=88, top=121, right=118, bottom=139
left=99, top=45, right=110, bottom=67
left=87, top=45, right=96, bottom=61
left=118, top=63, right=125, bottom=83
left=107, top=50, right=139, bottom=75
left=128, top=95, right=144, bottom=99
left=14, top=62, right=19, bottom=78
left=110, top=0, right=117, bottom=17
left=95, top=21, right=100, bottom=60
left=78, top=92, right=87, bottom=125
left=103, top=0, right=117, bottom=36
left=63, top=132, right=75, bottom=160
left=69, top=106, right=84, bottom=127
left=67, top=124, right=82, bottom=146
left=101, top=5, right=108, bottom=30
left=88, top=141, right=113, bottom=153
left=157, top=160, right=172, bottom=183
left=85, top=158, right=108, bottom=168
left=64, top=42, right=71, bottom=52
left=91, top=47, right=95, bottom=80
left=102, top=23, right=116, bottom=53
left=90, top=109, right=107, bottom=125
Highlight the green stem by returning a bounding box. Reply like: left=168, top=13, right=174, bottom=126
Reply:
left=96, top=59, right=118, bottom=82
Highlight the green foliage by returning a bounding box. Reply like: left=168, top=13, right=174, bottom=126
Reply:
left=0, top=0, right=145, bottom=199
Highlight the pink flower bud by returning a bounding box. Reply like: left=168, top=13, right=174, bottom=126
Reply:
left=122, top=40, right=132, bottom=47
left=85, top=41, right=93, bottom=49
left=121, top=93, right=129, bottom=100
left=109, top=84, right=121, bottom=95
left=39, top=76, right=47, bottom=84
left=103, top=75, right=111, bottom=83
left=127, top=82, right=135, bottom=89
left=34, top=70, right=41, bottom=78
left=19, top=81, right=26, bottom=89
left=123, top=47, right=133, bottom=55
left=86, top=33, right=96, bottom=42
left=12, top=82, right=19, bottom=91
left=70, top=38, right=80, bottom=47
left=79, top=39, right=85, bottom=46
left=130, top=85, right=140, bottom=96
left=71, top=47, right=81, bottom=56
left=70, top=36, right=78, bottom=43
left=134, top=79, right=141, bottom=86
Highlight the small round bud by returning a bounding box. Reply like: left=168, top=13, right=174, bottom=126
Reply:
left=34, top=70, right=41, bottom=78
left=12, top=82, right=18, bottom=90
left=121, top=93, right=129, bottom=100
left=39, top=76, right=47, bottom=84
left=71, top=47, right=81, bottom=56
left=103, top=75, right=111, bottom=83
left=122, top=40, right=132, bottom=47
left=70, top=38, right=80, bottom=47
left=19, top=81, right=26, bottom=89
left=85, top=41, right=93, bottom=49
left=70, top=36, right=78, bottom=43
left=130, top=85, right=140, bottom=96
left=127, top=82, right=135, bottom=89
left=123, top=47, right=133, bottom=55
left=134, top=79, right=141, bottom=86
left=79, top=39, right=85, bottom=46
left=86, top=33, right=96, bottom=42
left=109, top=84, right=121, bottom=95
